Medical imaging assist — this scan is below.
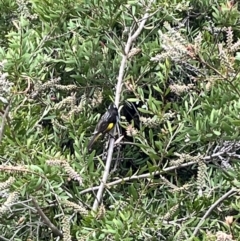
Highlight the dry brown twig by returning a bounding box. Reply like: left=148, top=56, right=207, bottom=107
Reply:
left=31, top=197, right=63, bottom=238
left=0, top=100, right=11, bottom=143
left=189, top=188, right=237, bottom=240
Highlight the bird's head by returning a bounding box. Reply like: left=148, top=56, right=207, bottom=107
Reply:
left=108, top=103, right=117, bottom=110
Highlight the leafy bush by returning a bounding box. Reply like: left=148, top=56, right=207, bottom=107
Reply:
left=1, top=0, right=240, bottom=240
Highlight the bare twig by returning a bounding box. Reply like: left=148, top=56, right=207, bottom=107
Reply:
left=197, top=55, right=240, bottom=97
left=0, top=236, right=8, bottom=241
left=92, top=0, right=155, bottom=211
left=0, top=101, right=11, bottom=143
left=189, top=188, right=237, bottom=240
left=81, top=160, right=197, bottom=195
left=31, top=197, right=63, bottom=238
left=86, top=144, right=240, bottom=197
left=16, top=76, right=31, bottom=94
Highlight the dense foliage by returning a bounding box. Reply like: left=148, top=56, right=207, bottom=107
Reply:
left=1, top=0, right=240, bottom=240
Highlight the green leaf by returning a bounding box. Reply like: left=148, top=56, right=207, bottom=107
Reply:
left=213, top=130, right=221, bottom=136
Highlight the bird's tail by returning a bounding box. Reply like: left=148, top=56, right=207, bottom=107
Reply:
left=87, top=133, right=102, bottom=151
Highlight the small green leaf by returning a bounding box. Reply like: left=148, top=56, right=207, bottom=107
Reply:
left=213, top=130, right=221, bottom=136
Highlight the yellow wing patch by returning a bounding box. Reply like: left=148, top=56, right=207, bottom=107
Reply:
left=106, top=123, right=114, bottom=131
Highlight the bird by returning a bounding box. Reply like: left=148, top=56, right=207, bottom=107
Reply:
left=87, top=103, right=119, bottom=151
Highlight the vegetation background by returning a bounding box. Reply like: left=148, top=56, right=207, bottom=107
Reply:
left=1, top=0, right=240, bottom=240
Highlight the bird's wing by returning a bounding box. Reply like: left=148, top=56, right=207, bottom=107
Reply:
left=93, top=111, right=110, bottom=134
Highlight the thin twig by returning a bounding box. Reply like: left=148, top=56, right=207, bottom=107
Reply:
left=85, top=148, right=235, bottom=196
left=31, top=197, right=63, bottom=238
left=0, top=236, right=8, bottom=241
left=16, top=76, right=31, bottom=94
left=81, top=160, right=197, bottom=195
left=189, top=188, right=237, bottom=240
left=197, top=56, right=240, bottom=97
left=0, top=101, right=11, bottom=143
left=92, top=0, right=155, bottom=211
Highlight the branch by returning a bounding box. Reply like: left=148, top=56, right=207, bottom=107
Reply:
left=197, top=55, right=240, bottom=97
left=31, top=197, right=63, bottom=238
left=0, top=101, right=11, bottom=143
left=189, top=188, right=237, bottom=240
left=92, top=0, right=155, bottom=211
left=86, top=148, right=236, bottom=197
left=81, top=160, right=197, bottom=195
left=0, top=236, right=8, bottom=241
